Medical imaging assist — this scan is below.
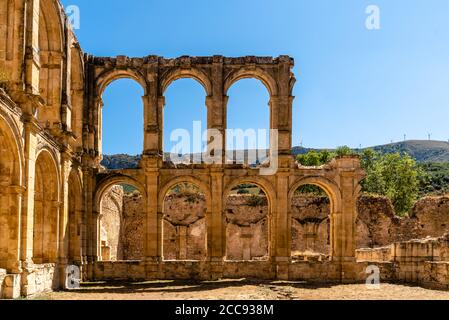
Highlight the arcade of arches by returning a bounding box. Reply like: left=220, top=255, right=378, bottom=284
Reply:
left=6, top=0, right=434, bottom=299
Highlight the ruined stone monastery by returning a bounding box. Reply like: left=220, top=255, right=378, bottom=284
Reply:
left=1, top=0, right=449, bottom=298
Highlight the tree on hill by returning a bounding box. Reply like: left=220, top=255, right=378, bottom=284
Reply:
left=297, top=147, right=422, bottom=216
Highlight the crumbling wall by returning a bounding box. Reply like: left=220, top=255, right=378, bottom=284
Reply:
left=100, top=186, right=123, bottom=260
left=163, top=194, right=207, bottom=260
left=121, top=194, right=145, bottom=260
left=410, top=196, right=449, bottom=238
left=101, top=186, right=449, bottom=261
left=225, top=195, right=269, bottom=261
left=291, top=196, right=330, bottom=255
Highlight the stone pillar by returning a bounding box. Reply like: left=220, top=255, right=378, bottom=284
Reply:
left=58, top=155, right=71, bottom=288
left=0, top=186, right=25, bottom=273
left=23, top=0, right=40, bottom=95
left=208, top=171, right=224, bottom=279
left=141, top=158, right=160, bottom=278
left=83, top=165, right=97, bottom=279
left=143, top=93, right=161, bottom=155
left=207, top=56, right=226, bottom=164
left=333, top=157, right=363, bottom=281
left=157, top=96, right=165, bottom=156
left=20, top=120, right=39, bottom=267
left=275, top=172, right=290, bottom=279
left=93, top=97, right=103, bottom=157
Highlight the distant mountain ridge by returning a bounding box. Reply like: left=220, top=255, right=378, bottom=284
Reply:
left=102, top=140, right=449, bottom=169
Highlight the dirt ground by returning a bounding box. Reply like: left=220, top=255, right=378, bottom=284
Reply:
left=33, top=279, right=449, bottom=300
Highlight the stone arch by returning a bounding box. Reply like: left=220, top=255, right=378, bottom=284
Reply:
left=33, top=148, right=60, bottom=264
left=223, top=176, right=276, bottom=208
left=0, top=111, right=23, bottom=185
left=159, top=176, right=211, bottom=261
left=223, top=177, right=275, bottom=260
left=288, top=176, right=341, bottom=214
left=224, top=68, right=279, bottom=97
left=0, top=112, right=24, bottom=270
left=94, top=175, right=146, bottom=213
left=96, top=68, right=148, bottom=97
left=158, top=176, right=212, bottom=213
left=95, top=69, right=147, bottom=156
left=288, top=176, right=342, bottom=259
left=38, top=0, right=65, bottom=124
left=159, top=68, right=213, bottom=96
left=68, top=168, right=83, bottom=263
left=94, top=174, right=146, bottom=260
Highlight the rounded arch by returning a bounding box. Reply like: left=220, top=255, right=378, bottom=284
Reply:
left=160, top=68, right=212, bottom=96
left=94, top=174, right=146, bottom=213
left=223, top=176, right=277, bottom=209
left=288, top=176, right=342, bottom=214
left=0, top=111, right=24, bottom=186
left=35, top=147, right=61, bottom=199
left=33, top=147, right=60, bottom=264
left=68, top=168, right=83, bottom=263
left=158, top=176, right=212, bottom=212
left=38, top=0, right=64, bottom=123
left=223, top=177, right=274, bottom=261
left=224, top=68, right=278, bottom=97
left=96, top=68, right=148, bottom=97
left=39, top=0, right=64, bottom=52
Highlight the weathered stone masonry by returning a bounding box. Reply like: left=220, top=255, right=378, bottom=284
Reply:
left=0, top=0, right=448, bottom=298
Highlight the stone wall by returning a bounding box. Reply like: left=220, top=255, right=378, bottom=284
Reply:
left=121, top=194, right=145, bottom=260
left=100, top=186, right=123, bottom=260
left=410, top=196, right=449, bottom=238
left=225, top=195, right=269, bottom=261
left=101, top=187, right=449, bottom=261
left=163, top=194, right=207, bottom=260
left=356, top=234, right=449, bottom=290
left=21, top=264, right=57, bottom=297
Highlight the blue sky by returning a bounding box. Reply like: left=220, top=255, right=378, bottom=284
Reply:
left=62, top=0, right=449, bottom=155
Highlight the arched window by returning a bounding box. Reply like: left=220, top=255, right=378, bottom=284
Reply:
left=101, top=79, right=144, bottom=162
left=226, top=79, right=270, bottom=165
left=163, top=79, right=207, bottom=163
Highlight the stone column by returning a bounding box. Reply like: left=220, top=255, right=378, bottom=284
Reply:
left=93, top=97, right=103, bottom=157
left=157, top=96, right=165, bottom=156
left=207, top=171, right=224, bottom=279
left=23, top=0, right=40, bottom=95
left=333, top=157, right=363, bottom=281
left=20, top=120, right=39, bottom=268
left=83, top=165, right=97, bottom=279
left=143, top=93, right=161, bottom=155
left=1, top=186, right=25, bottom=273
left=207, top=56, right=226, bottom=164
left=141, top=160, right=160, bottom=278
left=274, top=172, right=290, bottom=279
left=57, top=155, right=71, bottom=288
